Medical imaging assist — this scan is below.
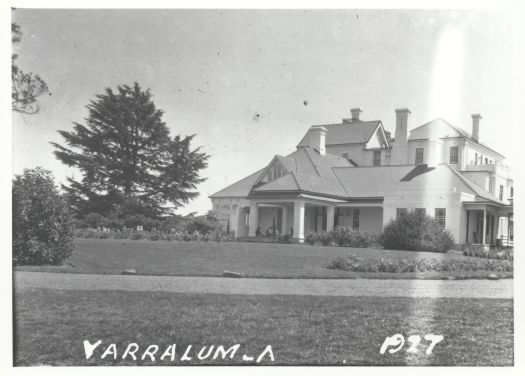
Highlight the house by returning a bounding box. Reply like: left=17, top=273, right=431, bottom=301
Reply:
left=210, top=108, right=513, bottom=247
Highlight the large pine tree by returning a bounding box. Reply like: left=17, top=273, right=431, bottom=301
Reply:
left=52, top=82, right=208, bottom=219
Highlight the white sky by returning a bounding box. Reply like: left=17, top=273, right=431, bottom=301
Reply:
left=12, top=9, right=515, bottom=215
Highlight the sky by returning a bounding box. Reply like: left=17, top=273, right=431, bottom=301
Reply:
left=12, top=9, right=515, bottom=215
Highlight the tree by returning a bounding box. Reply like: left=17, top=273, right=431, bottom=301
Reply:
left=52, top=82, right=209, bottom=219
left=13, top=168, right=74, bottom=265
left=12, top=23, right=49, bottom=114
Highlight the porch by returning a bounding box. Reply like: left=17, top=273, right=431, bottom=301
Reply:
left=232, top=198, right=383, bottom=243
left=464, top=203, right=513, bottom=247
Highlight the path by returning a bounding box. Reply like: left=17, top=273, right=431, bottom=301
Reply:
left=14, top=271, right=513, bottom=299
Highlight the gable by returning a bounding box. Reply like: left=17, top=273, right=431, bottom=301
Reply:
left=257, top=158, right=287, bottom=185
left=409, top=118, right=462, bottom=140
left=366, top=125, right=390, bottom=149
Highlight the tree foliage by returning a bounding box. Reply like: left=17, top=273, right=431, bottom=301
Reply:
left=13, top=168, right=74, bottom=265
left=12, top=23, right=49, bottom=114
left=52, top=82, right=209, bottom=219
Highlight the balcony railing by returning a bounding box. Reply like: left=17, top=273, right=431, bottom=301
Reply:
left=464, top=162, right=511, bottom=175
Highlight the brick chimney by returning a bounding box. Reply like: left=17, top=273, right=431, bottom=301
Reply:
left=350, top=108, right=363, bottom=121
left=472, top=114, right=481, bottom=142
left=308, top=126, right=327, bottom=156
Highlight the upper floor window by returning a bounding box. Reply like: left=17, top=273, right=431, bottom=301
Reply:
left=499, top=185, right=504, bottom=201
left=373, top=150, right=381, bottom=166
left=510, top=186, right=514, bottom=198
left=342, top=152, right=348, bottom=159
left=449, top=146, right=459, bottom=164
left=435, top=208, right=446, bottom=227
left=415, top=148, right=424, bottom=164
left=485, top=157, right=488, bottom=165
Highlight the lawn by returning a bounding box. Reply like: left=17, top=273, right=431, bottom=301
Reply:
left=14, top=238, right=512, bottom=279
left=14, top=287, right=513, bottom=366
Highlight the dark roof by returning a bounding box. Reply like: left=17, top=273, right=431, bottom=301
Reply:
left=297, top=120, right=382, bottom=147
left=252, top=147, right=351, bottom=198
left=211, top=152, right=508, bottom=205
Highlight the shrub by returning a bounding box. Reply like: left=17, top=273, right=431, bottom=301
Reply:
left=332, top=226, right=350, bottom=246
left=318, top=231, right=334, bottom=246
left=305, top=231, right=318, bottom=245
left=379, top=211, right=454, bottom=253
left=13, top=168, right=74, bottom=265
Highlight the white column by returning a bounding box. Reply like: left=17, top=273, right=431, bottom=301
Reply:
left=248, top=202, right=258, bottom=237
left=293, top=200, right=305, bottom=242
left=482, top=208, right=487, bottom=245
left=281, top=206, right=288, bottom=234
left=232, top=205, right=240, bottom=238
left=326, top=206, right=335, bottom=231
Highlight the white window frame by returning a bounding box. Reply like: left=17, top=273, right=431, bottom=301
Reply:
left=435, top=208, right=446, bottom=227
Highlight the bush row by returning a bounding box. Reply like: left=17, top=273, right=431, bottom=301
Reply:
left=327, top=254, right=513, bottom=273
left=305, top=227, right=380, bottom=248
left=73, top=228, right=234, bottom=242
left=463, top=244, right=513, bottom=260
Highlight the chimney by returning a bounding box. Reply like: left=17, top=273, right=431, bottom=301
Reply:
left=308, top=125, right=327, bottom=156
left=391, top=108, right=411, bottom=165
left=350, top=108, right=363, bottom=121
left=394, top=108, right=411, bottom=144
left=472, top=114, right=481, bottom=142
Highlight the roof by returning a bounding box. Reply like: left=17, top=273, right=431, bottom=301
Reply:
left=252, top=147, right=351, bottom=198
left=409, top=118, right=504, bottom=157
left=297, top=120, right=382, bottom=147
left=211, top=154, right=509, bottom=206
left=445, top=164, right=509, bottom=205
left=209, top=168, right=264, bottom=198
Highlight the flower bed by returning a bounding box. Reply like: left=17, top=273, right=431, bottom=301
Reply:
left=327, top=254, right=513, bottom=273
left=305, top=228, right=380, bottom=248
left=73, top=228, right=234, bottom=242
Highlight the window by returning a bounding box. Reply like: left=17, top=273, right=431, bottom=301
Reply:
left=489, top=176, right=495, bottom=193
left=342, top=152, right=348, bottom=159
left=474, top=152, right=478, bottom=165
left=352, top=209, right=360, bottom=230
left=415, top=208, right=426, bottom=215
left=499, top=185, right=504, bottom=201
left=510, top=186, right=514, bottom=198
left=449, top=146, right=459, bottom=164
left=435, top=208, right=446, bottom=227
left=373, top=150, right=381, bottom=166
left=485, top=157, right=488, bottom=165
left=414, top=148, right=424, bottom=164
left=396, top=208, right=408, bottom=220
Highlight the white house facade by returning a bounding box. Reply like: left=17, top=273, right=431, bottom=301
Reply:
left=210, top=108, right=513, bottom=247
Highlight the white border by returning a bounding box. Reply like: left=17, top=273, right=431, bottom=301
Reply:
left=2, top=1, right=524, bottom=375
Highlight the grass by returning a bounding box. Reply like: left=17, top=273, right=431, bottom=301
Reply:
left=14, top=288, right=513, bottom=366
left=14, top=238, right=512, bottom=279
